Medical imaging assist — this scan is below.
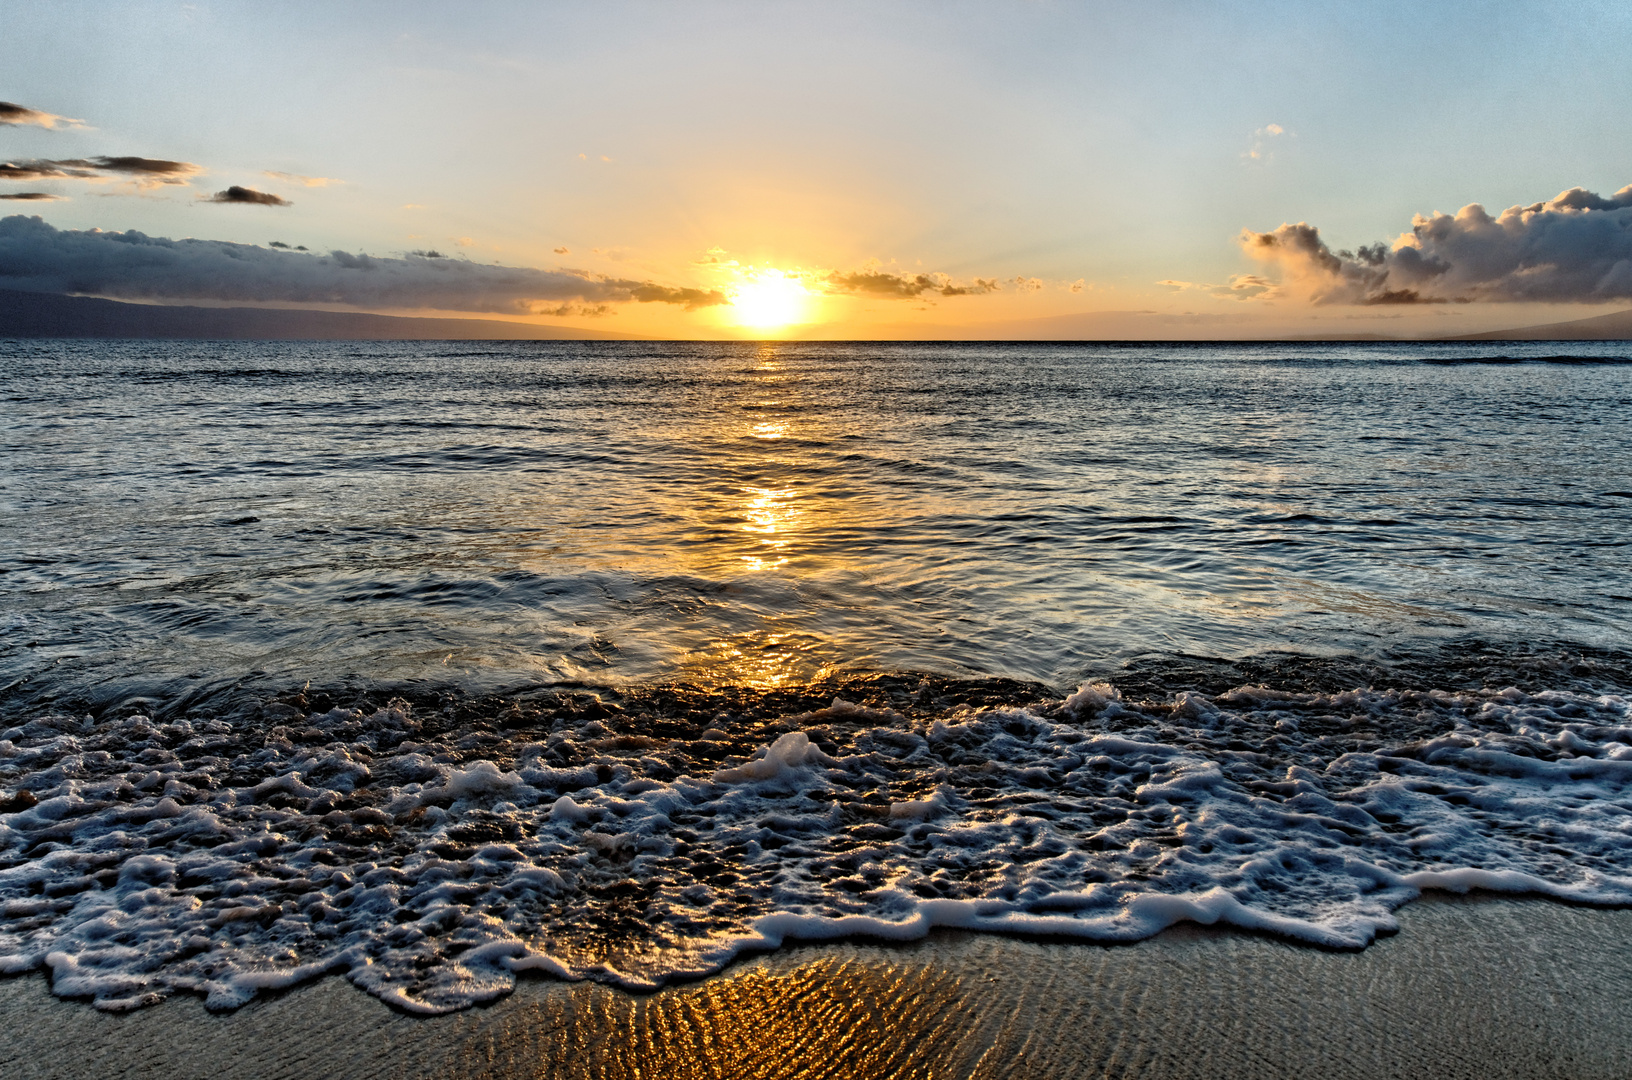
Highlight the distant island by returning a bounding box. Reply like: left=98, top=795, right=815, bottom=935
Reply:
left=1441, top=307, right=1632, bottom=340
left=0, top=289, right=636, bottom=341
left=1, top=287, right=1629, bottom=341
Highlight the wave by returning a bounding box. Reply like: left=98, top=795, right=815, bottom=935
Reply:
left=4, top=665, right=1632, bottom=1013
left=1416, top=354, right=1632, bottom=365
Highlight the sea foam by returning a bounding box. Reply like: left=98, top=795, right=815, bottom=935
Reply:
left=3, top=682, right=1632, bottom=1012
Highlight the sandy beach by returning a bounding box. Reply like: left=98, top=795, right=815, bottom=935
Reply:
left=2, top=892, right=1628, bottom=1079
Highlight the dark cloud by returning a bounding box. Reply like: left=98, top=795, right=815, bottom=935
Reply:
left=0, top=102, right=43, bottom=124
left=204, top=185, right=290, bottom=206
left=0, top=193, right=63, bottom=201
left=533, top=302, right=613, bottom=318
left=330, top=251, right=378, bottom=269
left=0, top=156, right=200, bottom=185
left=1243, top=184, right=1632, bottom=304
left=822, top=270, right=1002, bottom=299
left=91, top=156, right=197, bottom=177
left=408, top=249, right=446, bottom=259
left=0, top=215, right=726, bottom=314
left=0, top=162, right=81, bottom=182
left=0, top=102, right=81, bottom=129
left=1362, top=288, right=1448, bottom=306
left=627, top=284, right=728, bottom=309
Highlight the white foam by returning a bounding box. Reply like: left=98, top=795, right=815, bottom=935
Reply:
left=710, top=730, right=833, bottom=783
left=3, top=681, right=1632, bottom=1012
left=549, top=795, right=591, bottom=823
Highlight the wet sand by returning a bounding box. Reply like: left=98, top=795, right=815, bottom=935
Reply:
left=2, top=893, right=1629, bottom=1080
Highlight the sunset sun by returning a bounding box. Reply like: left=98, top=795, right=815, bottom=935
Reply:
left=728, top=269, right=808, bottom=331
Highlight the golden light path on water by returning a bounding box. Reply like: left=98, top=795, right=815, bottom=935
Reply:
left=492, top=343, right=863, bottom=690
left=675, top=349, right=829, bottom=687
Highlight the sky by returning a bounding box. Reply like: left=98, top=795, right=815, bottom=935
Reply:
left=3, top=0, right=1631, bottom=338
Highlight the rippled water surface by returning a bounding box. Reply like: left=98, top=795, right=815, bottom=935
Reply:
left=4, top=338, right=1632, bottom=1012
left=5, top=339, right=1631, bottom=705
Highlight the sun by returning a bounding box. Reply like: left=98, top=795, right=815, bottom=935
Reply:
left=729, top=269, right=808, bottom=331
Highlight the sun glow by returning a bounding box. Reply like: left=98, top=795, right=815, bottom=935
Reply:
left=729, top=269, right=808, bottom=331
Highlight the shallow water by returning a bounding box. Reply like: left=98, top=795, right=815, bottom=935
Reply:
left=5, top=339, right=1632, bottom=703
left=3, top=338, right=1632, bottom=1011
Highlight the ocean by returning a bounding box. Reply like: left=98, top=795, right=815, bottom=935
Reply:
left=2, top=338, right=1631, bottom=1013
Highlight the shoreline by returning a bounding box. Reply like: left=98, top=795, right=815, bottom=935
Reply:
left=3, top=892, right=1629, bottom=1079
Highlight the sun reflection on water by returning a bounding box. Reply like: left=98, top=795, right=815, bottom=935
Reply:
left=516, top=342, right=865, bottom=689
left=679, top=628, right=836, bottom=689
left=750, top=420, right=789, bottom=440
left=739, top=485, right=799, bottom=572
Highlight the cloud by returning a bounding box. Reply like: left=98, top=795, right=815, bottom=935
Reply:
left=553, top=246, right=569, bottom=254
left=822, top=269, right=1002, bottom=299
left=204, top=185, right=290, bottom=206
left=0, top=214, right=726, bottom=314
left=0, top=101, right=83, bottom=129
left=1244, top=123, right=1288, bottom=161
left=1157, top=275, right=1276, bottom=301
left=1225, top=274, right=1275, bottom=298
left=627, top=284, right=728, bottom=309
left=0, top=162, right=80, bottom=182
left=263, top=171, right=340, bottom=188
left=0, top=192, right=64, bottom=201
left=1242, top=183, right=1632, bottom=304
left=0, top=156, right=200, bottom=186
left=93, top=156, right=198, bottom=179
left=534, top=302, right=613, bottom=318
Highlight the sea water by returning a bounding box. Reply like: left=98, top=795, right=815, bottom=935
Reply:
left=2, top=338, right=1631, bottom=1011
